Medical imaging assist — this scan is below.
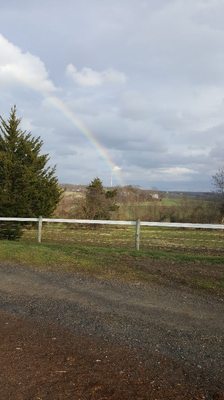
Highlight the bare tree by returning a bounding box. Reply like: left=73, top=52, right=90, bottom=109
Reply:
left=212, top=167, right=224, bottom=194
left=212, top=167, right=224, bottom=221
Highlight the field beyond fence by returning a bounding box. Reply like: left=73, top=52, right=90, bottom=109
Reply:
left=0, top=217, right=224, bottom=254
left=27, top=223, right=224, bottom=253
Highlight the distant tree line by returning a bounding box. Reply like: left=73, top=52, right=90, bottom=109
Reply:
left=55, top=183, right=221, bottom=224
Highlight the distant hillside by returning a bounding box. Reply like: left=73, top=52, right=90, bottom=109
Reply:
left=60, top=183, right=217, bottom=201
left=160, top=191, right=218, bottom=201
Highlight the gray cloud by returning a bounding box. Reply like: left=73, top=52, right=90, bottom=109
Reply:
left=0, top=1, right=224, bottom=190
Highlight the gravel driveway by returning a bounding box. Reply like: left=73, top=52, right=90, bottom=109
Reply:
left=0, top=263, right=223, bottom=397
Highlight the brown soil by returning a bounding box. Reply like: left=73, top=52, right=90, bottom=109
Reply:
left=0, top=310, right=218, bottom=400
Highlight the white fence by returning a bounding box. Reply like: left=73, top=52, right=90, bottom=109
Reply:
left=0, top=217, right=224, bottom=250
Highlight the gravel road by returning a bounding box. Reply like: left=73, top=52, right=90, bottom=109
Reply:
left=0, top=263, right=223, bottom=394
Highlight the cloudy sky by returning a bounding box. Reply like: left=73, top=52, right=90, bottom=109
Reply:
left=0, top=0, right=224, bottom=191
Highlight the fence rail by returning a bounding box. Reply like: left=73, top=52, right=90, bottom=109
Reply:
left=1, top=217, right=224, bottom=249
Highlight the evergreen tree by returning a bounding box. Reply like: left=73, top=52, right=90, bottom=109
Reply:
left=84, top=177, right=118, bottom=219
left=0, top=106, right=62, bottom=239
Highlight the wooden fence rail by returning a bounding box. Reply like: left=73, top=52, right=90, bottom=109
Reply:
left=0, top=217, right=224, bottom=249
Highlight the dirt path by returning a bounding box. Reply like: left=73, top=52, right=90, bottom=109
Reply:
left=0, top=263, right=223, bottom=399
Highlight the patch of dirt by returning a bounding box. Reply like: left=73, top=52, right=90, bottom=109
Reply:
left=0, top=310, right=220, bottom=400
left=131, top=255, right=224, bottom=294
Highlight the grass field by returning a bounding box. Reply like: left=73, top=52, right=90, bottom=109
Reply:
left=0, top=224, right=223, bottom=296
left=23, top=223, right=224, bottom=252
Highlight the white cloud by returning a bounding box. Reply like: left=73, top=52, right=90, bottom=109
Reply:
left=159, top=167, right=197, bottom=176
left=0, top=34, right=55, bottom=94
left=66, top=64, right=127, bottom=87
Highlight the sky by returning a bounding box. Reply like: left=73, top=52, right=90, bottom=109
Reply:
left=0, top=0, right=224, bottom=191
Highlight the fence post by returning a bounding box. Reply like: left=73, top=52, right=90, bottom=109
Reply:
left=135, top=219, right=141, bottom=251
left=38, top=216, right=43, bottom=243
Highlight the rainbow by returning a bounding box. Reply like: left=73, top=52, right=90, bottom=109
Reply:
left=46, top=96, right=123, bottom=186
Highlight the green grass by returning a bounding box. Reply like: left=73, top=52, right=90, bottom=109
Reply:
left=0, top=240, right=150, bottom=282
left=0, top=225, right=223, bottom=295
left=0, top=235, right=223, bottom=295
left=160, top=197, right=182, bottom=206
